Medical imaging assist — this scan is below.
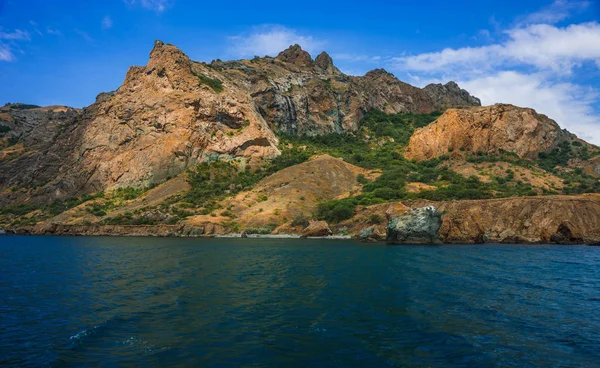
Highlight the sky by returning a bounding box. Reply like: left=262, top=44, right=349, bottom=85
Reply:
left=1, top=0, right=600, bottom=143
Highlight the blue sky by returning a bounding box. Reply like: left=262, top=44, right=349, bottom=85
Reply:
left=1, top=0, right=600, bottom=143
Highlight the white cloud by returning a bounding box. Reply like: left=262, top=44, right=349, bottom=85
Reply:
left=124, top=0, right=170, bottom=12
left=459, top=71, right=600, bottom=143
left=332, top=53, right=381, bottom=63
left=229, top=25, right=325, bottom=58
left=75, top=29, right=94, bottom=43
left=517, top=0, right=590, bottom=25
left=46, top=27, right=62, bottom=36
left=393, top=22, right=600, bottom=74
left=0, top=29, right=31, bottom=62
left=0, top=29, right=30, bottom=41
left=0, top=44, right=14, bottom=61
left=102, top=16, right=113, bottom=30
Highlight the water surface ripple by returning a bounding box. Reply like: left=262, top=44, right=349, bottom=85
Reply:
left=1, top=237, right=599, bottom=367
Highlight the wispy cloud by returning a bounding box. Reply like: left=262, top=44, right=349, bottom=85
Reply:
left=0, top=28, right=31, bottom=62
left=46, top=27, right=62, bottom=36
left=0, top=29, right=30, bottom=41
left=75, top=29, right=94, bottom=43
left=0, top=44, right=14, bottom=62
left=516, top=0, right=590, bottom=25
left=332, top=53, right=382, bottom=63
left=124, top=0, right=171, bottom=13
left=102, top=16, right=113, bottom=30
left=229, top=25, right=325, bottom=58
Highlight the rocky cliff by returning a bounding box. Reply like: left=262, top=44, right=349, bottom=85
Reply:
left=405, top=194, right=600, bottom=244
left=405, top=104, right=581, bottom=160
left=211, top=45, right=480, bottom=135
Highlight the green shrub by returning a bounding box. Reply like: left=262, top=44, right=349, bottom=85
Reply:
left=192, top=71, right=223, bottom=93
left=369, top=213, right=383, bottom=225
left=244, top=225, right=276, bottom=234
left=315, top=198, right=357, bottom=224
left=291, top=214, right=310, bottom=228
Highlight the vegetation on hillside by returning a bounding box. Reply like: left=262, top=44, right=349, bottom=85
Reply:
left=191, top=71, right=223, bottom=93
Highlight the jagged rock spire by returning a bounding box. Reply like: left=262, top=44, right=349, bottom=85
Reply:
left=315, top=51, right=340, bottom=75
left=276, top=44, right=313, bottom=67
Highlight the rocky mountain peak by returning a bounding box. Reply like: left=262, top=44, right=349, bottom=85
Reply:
left=364, top=68, right=396, bottom=79
left=314, top=51, right=339, bottom=75
left=423, top=81, right=481, bottom=107
left=276, top=44, right=313, bottom=67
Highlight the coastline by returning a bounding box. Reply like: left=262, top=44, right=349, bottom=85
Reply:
left=2, top=224, right=598, bottom=245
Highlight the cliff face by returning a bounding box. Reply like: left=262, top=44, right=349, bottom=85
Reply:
left=211, top=45, right=480, bottom=135
left=405, top=104, right=577, bottom=160
left=0, top=104, right=81, bottom=194
left=62, top=41, right=280, bottom=193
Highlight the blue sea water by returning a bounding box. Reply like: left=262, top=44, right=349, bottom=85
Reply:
left=1, top=237, right=600, bottom=367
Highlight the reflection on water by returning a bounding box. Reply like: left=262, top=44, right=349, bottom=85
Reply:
left=1, top=237, right=600, bottom=367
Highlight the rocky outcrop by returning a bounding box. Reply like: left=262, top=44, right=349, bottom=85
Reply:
left=314, top=52, right=340, bottom=75
left=423, top=81, right=481, bottom=108
left=386, top=206, right=443, bottom=244
left=359, top=226, right=384, bottom=242
left=302, top=220, right=332, bottom=237
left=405, top=194, right=600, bottom=244
left=405, top=104, right=577, bottom=160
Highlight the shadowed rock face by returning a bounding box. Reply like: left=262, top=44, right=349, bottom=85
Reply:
left=0, top=41, right=480, bottom=204
left=212, top=45, right=480, bottom=135
left=423, top=81, right=482, bottom=108
left=386, top=206, right=443, bottom=244
left=0, top=104, right=81, bottom=194
left=405, top=104, right=580, bottom=160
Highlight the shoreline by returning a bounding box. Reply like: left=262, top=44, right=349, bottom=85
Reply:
left=2, top=226, right=598, bottom=245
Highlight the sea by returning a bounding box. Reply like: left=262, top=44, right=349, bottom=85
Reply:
left=1, top=236, right=599, bottom=367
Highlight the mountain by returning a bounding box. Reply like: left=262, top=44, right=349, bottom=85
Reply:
left=0, top=41, right=479, bottom=205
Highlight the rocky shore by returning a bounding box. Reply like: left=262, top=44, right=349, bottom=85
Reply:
left=5, top=194, right=598, bottom=246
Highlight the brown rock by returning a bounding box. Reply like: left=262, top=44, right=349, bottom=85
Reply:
left=302, top=220, right=332, bottom=237
left=314, top=51, right=339, bottom=75
left=276, top=44, right=314, bottom=67
left=385, top=202, right=410, bottom=220
left=405, top=104, right=577, bottom=160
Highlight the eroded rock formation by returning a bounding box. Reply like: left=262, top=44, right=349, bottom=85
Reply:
left=386, top=206, right=443, bottom=244
left=405, top=104, right=578, bottom=160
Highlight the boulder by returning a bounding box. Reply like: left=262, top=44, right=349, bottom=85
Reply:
left=358, top=226, right=385, bottom=242
left=387, top=206, right=442, bottom=244
left=302, top=220, right=332, bottom=237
